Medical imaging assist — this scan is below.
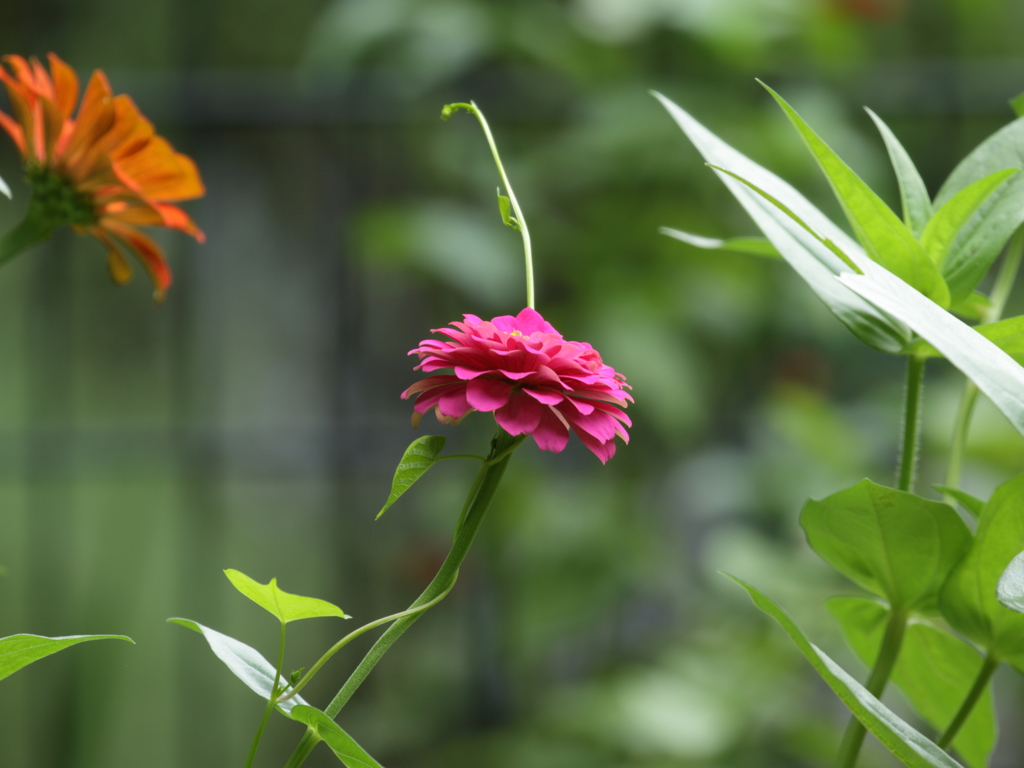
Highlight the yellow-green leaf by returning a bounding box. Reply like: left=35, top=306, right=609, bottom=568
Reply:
left=224, top=569, right=348, bottom=625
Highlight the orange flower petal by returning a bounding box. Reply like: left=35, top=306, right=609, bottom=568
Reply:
left=91, top=228, right=133, bottom=285
left=0, top=109, right=25, bottom=155
left=102, top=221, right=172, bottom=302
left=46, top=53, right=78, bottom=118
left=28, top=57, right=54, bottom=101
left=62, top=70, right=114, bottom=164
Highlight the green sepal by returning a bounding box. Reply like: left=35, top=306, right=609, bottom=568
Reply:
left=378, top=435, right=446, bottom=518
left=829, top=596, right=995, bottom=768
left=0, top=633, right=133, bottom=681
left=865, top=108, right=932, bottom=237
left=725, top=575, right=965, bottom=768
left=224, top=569, right=348, bottom=624
left=933, top=486, right=985, bottom=519
left=290, top=705, right=385, bottom=768
left=660, top=227, right=781, bottom=258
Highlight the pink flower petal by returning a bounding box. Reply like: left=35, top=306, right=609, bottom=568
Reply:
left=531, top=406, right=569, bottom=453
left=466, top=378, right=513, bottom=412
left=494, top=390, right=543, bottom=435
left=523, top=387, right=564, bottom=406
left=438, top=386, right=472, bottom=419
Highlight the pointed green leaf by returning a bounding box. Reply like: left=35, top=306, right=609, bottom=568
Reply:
left=934, top=117, right=1024, bottom=302
left=496, top=191, right=520, bottom=231
left=224, top=569, right=348, bottom=624
left=290, top=705, right=385, bottom=768
left=949, top=291, right=992, bottom=322
left=761, top=81, right=950, bottom=307
left=902, top=315, right=1024, bottom=362
left=865, top=108, right=932, bottom=237
left=801, top=479, right=971, bottom=613
left=840, top=268, right=1024, bottom=436
left=933, top=486, right=985, bottom=519
left=168, top=618, right=308, bottom=716
left=378, top=435, right=446, bottom=518
left=659, top=227, right=781, bottom=258
left=922, top=169, right=1018, bottom=268
left=653, top=91, right=912, bottom=354
left=0, top=634, right=133, bottom=681
left=829, top=597, right=995, bottom=768
left=726, top=576, right=965, bottom=768
left=940, top=473, right=1024, bottom=670
left=996, top=550, right=1024, bottom=613
left=1011, top=92, right=1024, bottom=118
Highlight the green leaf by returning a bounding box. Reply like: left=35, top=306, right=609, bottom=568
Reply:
left=829, top=597, right=995, bottom=768
left=659, top=227, right=781, bottom=259
left=168, top=618, right=308, bottom=716
left=934, top=117, right=1024, bottom=302
left=933, top=486, right=985, bottom=519
left=949, top=291, right=992, bottom=322
left=496, top=191, right=520, bottom=231
left=378, top=435, right=446, bottom=518
left=224, top=569, right=348, bottom=624
left=1011, top=91, right=1024, bottom=118
left=801, top=479, right=971, bottom=613
left=903, top=315, right=1024, bottom=362
left=0, top=634, right=133, bottom=681
left=726, top=576, right=965, bottom=768
left=940, top=473, right=1024, bottom=670
left=996, top=550, right=1024, bottom=613
left=922, top=169, right=1019, bottom=268
left=865, top=108, right=932, bottom=237
left=761, top=81, right=950, bottom=307
left=840, top=268, right=1024, bottom=436
left=653, top=91, right=912, bottom=354
left=290, top=705, right=385, bottom=768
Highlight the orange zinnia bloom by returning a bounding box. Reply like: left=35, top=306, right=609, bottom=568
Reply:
left=0, top=53, right=204, bottom=301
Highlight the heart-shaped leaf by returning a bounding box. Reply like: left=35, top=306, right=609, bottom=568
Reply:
left=997, top=550, right=1024, bottom=613
left=801, top=479, right=971, bottom=614
left=168, top=618, right=308, bottom=715
left=726, top=575, right=965, bottom=768
left=224, top=569, right=348, bottom=625
left=829, top=597, right=995, bottom=768
left=659, top=227, right=781, bottom=258
left=0, top=633, right=133, bottom=681
left=378, top=435, right=446, bottom=518
left=290, top=705, right=385, bottom=768
left=940, top=473, right=1024, bottom=670
left=865, top=108, right=932, bottom=238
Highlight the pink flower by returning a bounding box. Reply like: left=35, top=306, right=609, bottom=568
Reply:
left=402, top=308, right=632, bottom=463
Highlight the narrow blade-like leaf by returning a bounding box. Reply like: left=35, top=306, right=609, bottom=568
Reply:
left=761, top=82, right=950, bottom=307
left=496, top=191, right=519, bottom=231
left=224, top=569, right=348, bottom=624
left=801, top=479, right=970, bottom=613
left=0, top=634, right=133, bottom=681
left=726, top=576, right=965, bottom=768
left=829, top=597, right=995, bottom=768
left=659, top=227, right=781, bottom=258
left=168, top=618, right=308, bottom=715
left=996, top=550, right=1024, bottom=613
left=922, top=169, right=1018, bottom=268
left=933, top=486, right=985, bottom=519
left=865, top=108, right=932, bottom=237
left=290, top=705, right=385, bottom=768
left=653, top=91, right=911, bottom=354
left=903, top=315, right=1024, bottom=362
left=378, top=435, right=446, bottom=518
left=949, top=291, right=992, bottom=322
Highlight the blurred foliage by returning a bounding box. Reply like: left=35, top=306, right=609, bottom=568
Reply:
left=0, top=0, right=1023, bottom=767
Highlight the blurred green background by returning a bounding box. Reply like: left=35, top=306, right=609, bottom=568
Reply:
left=0, top=0, right=1023, bottom=766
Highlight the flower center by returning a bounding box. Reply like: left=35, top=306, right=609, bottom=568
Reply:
left=26, top=166, right=99, bottom=230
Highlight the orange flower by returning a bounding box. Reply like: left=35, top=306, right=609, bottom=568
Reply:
left=0, top=53, right=204, bottom=301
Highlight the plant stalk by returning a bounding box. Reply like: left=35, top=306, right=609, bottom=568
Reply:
left=937, top=654, right=999, bottom=749
left=896, top=355, right=926, bottom=493
left=836, top=610, right=908, bottom=768
left=282, top=430, right=523, bottom=767
left=0, top=202, right=58, bottom=266
left=245, top=622, right=286, bottom=768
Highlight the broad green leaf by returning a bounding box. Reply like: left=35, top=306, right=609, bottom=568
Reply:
left=224, top=569, right=348, bottom=624
left=659, top=227, right=781, bottom=258
left=378, top=435, right=446, bottom=518
left=934, top=116, right=1024, bottom=302
left=726, top=576, right=965, bottom=768
left=865, top=108, right=932, bottom=237
left=940, top=473, right=1024, bottom=670
left=761, top=82, right=950, bottom=307
left=801, top=479, right=971, bottom=613
left=168, top=618, right=308, bottom=716
left=653, top=91, right=911, bottom=354
left=829, top=597, right=995, bottom=768
left=840, top=268, right=1024, bottom=436
left=0, top=634, right=133, bottom=681
left=949, top=291, right=992, bottom=322
left=903, top=315, right=1024, bottom=362
left=496, top=191, right=520, bottom=231
left=1011, top=91, right=1024, bottom=118
left=996, top=550, right=1024, bottom=613
left=922, top=169, right=1018, bottom=268
left=933, top=486, right=985, bottom=519
left=291, top=705, right=385, bottom=768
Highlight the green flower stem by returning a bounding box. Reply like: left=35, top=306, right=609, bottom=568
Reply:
left=245, top=622, right=287, bottom=768
left=896, top=355, right=926, bottom=493
left=937, top=653, right=999, bottom=749
left=0, top=202, right=59, bottom=266
left=442, top=102, right=534, bottom=310
left=836, top=610, right=908, bottom=768
left=282, top=430, right=524, bottom=768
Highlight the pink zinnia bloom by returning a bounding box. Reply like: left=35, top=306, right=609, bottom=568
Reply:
left=402, top=308, right=632, bottom=463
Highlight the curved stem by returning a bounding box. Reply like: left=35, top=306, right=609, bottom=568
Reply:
left=836, top=610, right=907, bottom=768
left=245, top=622, right=286, bottom=768
left=442, top=102, right=534, bottom=309
left=896, top=356, right=926, bottom=493
left=0, top=202, right=57, bottom=266
left=937, top=653, right=998, bottom=749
